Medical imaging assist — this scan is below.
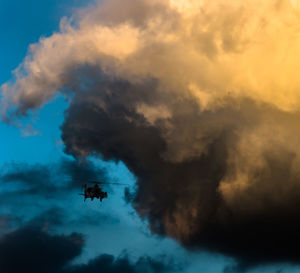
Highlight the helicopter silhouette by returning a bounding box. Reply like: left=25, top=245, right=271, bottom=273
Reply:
left=79, top=181, right=128, bottom=203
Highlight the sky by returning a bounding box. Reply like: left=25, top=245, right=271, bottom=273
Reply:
left=2, top=0, right=300, bottom=273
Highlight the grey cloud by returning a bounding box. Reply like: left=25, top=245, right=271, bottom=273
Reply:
left=0, top=157, right=107, bottom=196
left=0, top=159, right=112, bottom=231
left=27, top=207, right=66, bottom=230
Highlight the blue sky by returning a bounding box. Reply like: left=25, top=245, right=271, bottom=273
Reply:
left=1, top=1, right=300, bottom=273
left=0, top=0, right=71, bottom=165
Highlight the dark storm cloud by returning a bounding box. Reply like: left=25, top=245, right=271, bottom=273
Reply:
left=0, top=222, right=179, bottom=273
left=59, top=75, right=300, bottom=271
left=0, top=227, right=83, bottom=273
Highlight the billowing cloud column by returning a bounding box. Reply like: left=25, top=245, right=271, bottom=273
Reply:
left=3, top=0, right=300, bottom=269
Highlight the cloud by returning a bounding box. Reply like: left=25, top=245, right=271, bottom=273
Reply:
left=0, top=222, right=178, bottom=273
left=61, top=254, right=178, bottom=273
left=60, top=81, right=300, bottom=269
left=27, top=207, right=66, bottom=230
left=4, top=0, right=300, bottom=116
left=0, top=158, right=114, bottom=230
left=3, top=0, right=300, bottom=270
left=0, top=157, right=107, bottom=196
left=0, top=227, right=83, bottom=273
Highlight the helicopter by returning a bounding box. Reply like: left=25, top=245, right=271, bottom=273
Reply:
left=79, top=180, right=128, bottom=203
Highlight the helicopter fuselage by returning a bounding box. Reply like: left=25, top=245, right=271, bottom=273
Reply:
left=79, top=181, right=128, bottom=203
left=82, top=184, right=108, bottom=202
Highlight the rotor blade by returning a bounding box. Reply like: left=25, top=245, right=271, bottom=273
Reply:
left=88, top=180, right=130, bottom=186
